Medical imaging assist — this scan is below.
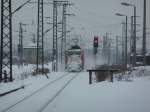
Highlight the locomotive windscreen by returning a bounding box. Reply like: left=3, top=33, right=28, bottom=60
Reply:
left=70, top=45, right=81, bottom=49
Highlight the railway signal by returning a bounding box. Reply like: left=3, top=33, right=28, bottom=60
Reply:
left=93, top=36, right=99, bottom=54
left=93, top=36, right=98, bottom=47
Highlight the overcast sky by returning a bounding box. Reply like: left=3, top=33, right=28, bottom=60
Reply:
left=68, top=0, right=150, bottom=37
left=0, top=0, right=150, bottom=48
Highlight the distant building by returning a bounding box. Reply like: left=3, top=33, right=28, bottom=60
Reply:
left=23, top=42, right=42, bottom=64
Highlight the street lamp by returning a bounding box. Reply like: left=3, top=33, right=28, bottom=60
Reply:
left=121, top=2, right=136, bottom=67
left=121, top=2, right=134, bottom=7
left=115, top=13, right=128, bottom=70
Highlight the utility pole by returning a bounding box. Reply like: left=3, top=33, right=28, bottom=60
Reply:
left=103, top=33, right=108, bottom=56
left=37, top=0, right=44, bottom=74
left=60, top=3, right=73, bottom=64
left=0, top=0, right=13, bottom=82
left=108, top=39, right=111, bottom=67
left=133, top=6, right=137, bottom=67
left=61, top=3, right=67, bottom=64
left=125, top=16, right=128, bottom=70
left=116, top=13, right=128, bottom=69
left=104, top=32, right=111, bottom=65
left=143, top=0, right=146, bottom=65
left=0, top=0, right=34, bottom=82
left=18, top=23, right=23, bottom=67
left=122, top=22, right=126, bottom=67
left=103, top=35, right=107, bottom=55
left=130, top=16, right=134, bottom=66
left=52, top=0, right=58, bottom=72
left=116, top=36, right=119, bottom=64
left=52, top=0, right=72, bottom=71
left=121, top=2, right=137, bottom=67
left=106, top=33, right=109, bottom=57
left=18, top=22, right=26, bottom=67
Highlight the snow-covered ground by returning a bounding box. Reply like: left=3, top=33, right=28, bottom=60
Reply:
left=0, top=64, right=150, bottom=112
left=50, top=72, right=150, bottom=112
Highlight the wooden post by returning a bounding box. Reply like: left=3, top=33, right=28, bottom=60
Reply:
left=89, top=71, right=92, bottom=84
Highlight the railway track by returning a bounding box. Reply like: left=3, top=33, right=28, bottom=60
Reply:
left=39, top=73, right=78, bottom=112
left=2, top=72, right=79, bottom=112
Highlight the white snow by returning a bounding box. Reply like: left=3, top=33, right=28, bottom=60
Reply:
left=50, top=72, right=150, bottom=112
left=0, top=65, right=150, bottom=112
left=0, top=0, right=150, bottom=111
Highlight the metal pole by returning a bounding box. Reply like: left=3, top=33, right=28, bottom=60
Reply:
left=37, top=0, right=40, bottom=73
left=61, top=4, right=66, bottom=64
left=42, top=0, right=44, bottom=72
left=61, top=36, right=63, bottom=63
left=9, top=0, right=13, bottom=81
left=0, top=0, right=4, bottom=81
left=130, top=16, right=134, bottom=66
left=52, top=1, right=71, bottom=71
left=37, top=0, right=44, bottom=73
left=52, top=0, right=58, bottom=72
left=133, top=6, right=136, bottom=66
left=64, top=4, right=67, bottom=67
left=125, top=16, right=128, bottom=69
left=61, top=19, right=63, bottom=64
left=56, top=5, right=58, bottom=72
left=116, top=36, right=118, bottom=64
left=143, top=0, right=146, bottom=65
left=122, top=22, right=125, bottom=67
left=0, top=0, right=13, bottom=82
left=18, top=22, right=23, bottom=67
left=108, top=41, right=111, bottom=66
left=64, top=5, right=67, bottom=52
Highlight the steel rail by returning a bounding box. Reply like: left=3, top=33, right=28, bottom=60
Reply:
left=39, top=72, right=79, bottom=112
left=2, top=73, right=70, bottom=112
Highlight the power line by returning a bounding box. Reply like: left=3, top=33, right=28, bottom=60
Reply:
left=12, top=0, right=32, bottom=15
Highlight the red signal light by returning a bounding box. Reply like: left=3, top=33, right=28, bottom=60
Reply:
left=93, top=36, right=98, bottom=47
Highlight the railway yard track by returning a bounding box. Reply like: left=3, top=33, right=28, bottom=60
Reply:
left=1, top=72, right=79, bottom=112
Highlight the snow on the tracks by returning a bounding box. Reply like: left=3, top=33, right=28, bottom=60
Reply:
left=0, top=66, right=150, bottom=112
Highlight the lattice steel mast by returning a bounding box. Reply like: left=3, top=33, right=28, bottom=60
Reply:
left=52, top=0, right=71, bottom=71
left=143, top=0, right=146, bottom=65
left=18, top=22, right=24, bottom=67
left=0, top=0, right=13, bottom=82
left=52, top=0, right=58, bottom=72
left=61, top=3, right=67, bottom=63
left=37, top=0, right=44, bottom=73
